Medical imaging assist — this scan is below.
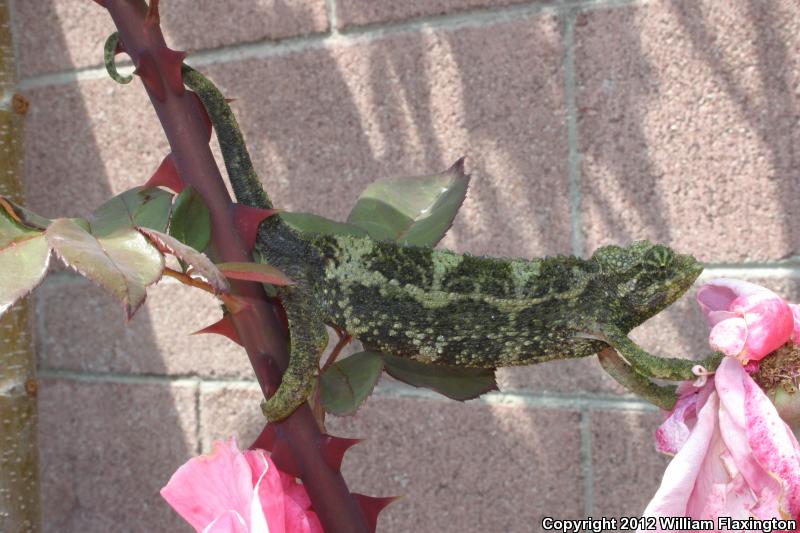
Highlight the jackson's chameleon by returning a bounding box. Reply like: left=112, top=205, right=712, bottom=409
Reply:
left=176, top=64, right=716, bottom=421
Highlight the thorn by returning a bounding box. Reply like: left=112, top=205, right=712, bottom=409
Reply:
left=143, top=154, right=184, bottom=192
left=250, top=423, right=277, bottom=451
left=188, top=91, right=212, bottom=142
left=191, top=315, right=242, bottom=346
left=157, top=47, right=187, bottom=97
left=92, top=0, right=107, bottom=6
left=320, top=435, right=362, bottom=472
left=352, top=494, right=399, bottom=532
left=144, top=0, right=160, bottom=26
left=450, top=156, right=466, bottom=175
left=232, top=204, right=279, bottom=250
left=133, top=51, right=165, bottom=101
left=224, top=98, right=236, bottom=104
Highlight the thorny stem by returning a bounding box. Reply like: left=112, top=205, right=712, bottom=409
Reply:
left=322, top=331, right=353, bottom=372
left=99, top=1, right=369, bottom=531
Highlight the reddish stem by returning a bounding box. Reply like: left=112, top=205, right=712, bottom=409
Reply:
left=100, top=1, right=369, bottom=531
left=322, top=331, right=353, bottom=372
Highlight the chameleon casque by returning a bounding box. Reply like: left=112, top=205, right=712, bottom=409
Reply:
left=176, top=64, right=713, bottom=422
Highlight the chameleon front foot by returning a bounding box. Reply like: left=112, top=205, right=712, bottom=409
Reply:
left=592, top=325, right=722, bottom=381
left=597, top=348, right=678, bottom=410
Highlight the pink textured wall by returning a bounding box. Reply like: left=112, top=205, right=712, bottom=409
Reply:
left=13, top=0, right=800, bottom=531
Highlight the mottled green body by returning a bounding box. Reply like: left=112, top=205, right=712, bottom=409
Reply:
left=258, top=224, right=701, bottom=368
left=180, top=64, right=710, bottom=420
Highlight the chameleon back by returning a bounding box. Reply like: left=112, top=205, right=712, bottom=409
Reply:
left=305, top=234, right=702, bottom=368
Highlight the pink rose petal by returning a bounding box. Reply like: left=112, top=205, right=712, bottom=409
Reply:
left=161, top=439, right=254, bottom=532
left=708, top=317, right=748, bottom=357
left=162, top=438, right=323, bottom=533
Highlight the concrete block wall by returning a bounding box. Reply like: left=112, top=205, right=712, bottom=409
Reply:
left=11, top=0, right=800, bottom=531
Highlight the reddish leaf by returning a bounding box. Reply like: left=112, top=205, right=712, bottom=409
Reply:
left=191, top=314, right=241, bottom=346
left=188, top=91, right=212, bottom=142
left=233, top=204, right=279, bottom=250
left=134, top=51, right=165, bottom=101
left=138, top=228, right=228, bottom=294
left=217, top=262, right=294, bottom=286
left=352, top=494, right=399, bottom=532
left=320, top=434, right=361, bottom=472
left=46, top=218, right=164, bottom=320
left=157, top=46, right=187, bottom=97
left=143, top=154, right=184, bottom=193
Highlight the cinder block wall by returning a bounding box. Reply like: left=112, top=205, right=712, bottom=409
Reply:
left=13, top=0, right=800, bottom=531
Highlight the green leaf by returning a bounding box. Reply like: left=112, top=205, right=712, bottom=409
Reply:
left=132, top=190, right=173, bottom=231
left=0, top=205, right=40, bottom=248
left=320, top=351, right=384, bottom=416
left=280, top=212, right=369, bottom=238
left=216, top=262, right=294, bottom=286
left=382, top=353, right=497, bottom=401
left=46, top=218, right=165, bottom=319
left=346, top=159, right=470, bottom=246
left=0, top=196, right=52, bottom=230
left=0, top=209, right=51, bottom=317
left=169, top=185, right=211, bottom=253
left=89, top=186, right=174, bottom=236
left=138, top=228, right=229, bottom=294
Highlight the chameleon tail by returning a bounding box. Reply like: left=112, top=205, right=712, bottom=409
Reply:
left=261, top=287, right=329, bottom=421
left=180, top=64, right=274, bottom=212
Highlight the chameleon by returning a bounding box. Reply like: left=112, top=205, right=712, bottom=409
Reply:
left=174, top=63, right=718, bottom=421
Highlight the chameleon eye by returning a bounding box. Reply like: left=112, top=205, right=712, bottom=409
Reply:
left=643, top=245, right=674, bottom=271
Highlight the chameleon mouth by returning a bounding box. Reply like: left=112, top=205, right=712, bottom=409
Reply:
left=670, top=252, right=704, bottom=300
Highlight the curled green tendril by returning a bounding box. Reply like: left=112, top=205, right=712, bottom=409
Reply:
left=104, top=32, right=133, bottom=84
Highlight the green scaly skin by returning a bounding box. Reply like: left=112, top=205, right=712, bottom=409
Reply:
left=174, top=62, right=720, bottom=420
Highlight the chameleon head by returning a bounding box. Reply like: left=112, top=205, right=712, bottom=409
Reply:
left=591, top=241, right=703, bottom=324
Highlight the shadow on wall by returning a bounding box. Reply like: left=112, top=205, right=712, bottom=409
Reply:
left=23, top=0, right=800, bottom=530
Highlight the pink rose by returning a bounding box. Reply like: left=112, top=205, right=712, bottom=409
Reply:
left=697, top=279, right=794, bottom=362
left=644, top=358, right=800, bottom=528
left=161, top=438, right=323, bottom=533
